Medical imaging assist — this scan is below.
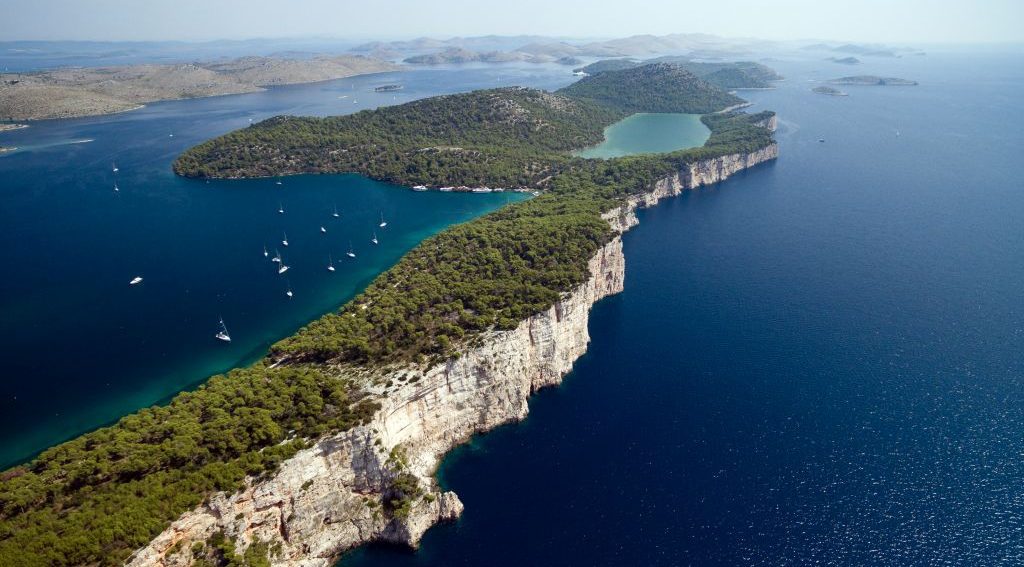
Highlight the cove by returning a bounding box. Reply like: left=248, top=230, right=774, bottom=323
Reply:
left=574, top=112, right=710, bottom=159
left=0, top=65, right=559, bottom=468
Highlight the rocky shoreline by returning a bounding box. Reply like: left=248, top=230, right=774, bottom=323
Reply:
left=127, top=133, right=778, bottom=566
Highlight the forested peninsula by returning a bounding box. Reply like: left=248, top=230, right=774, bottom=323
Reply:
left=0, top=63, right=778, bottom=566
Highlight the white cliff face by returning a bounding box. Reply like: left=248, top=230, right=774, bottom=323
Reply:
left=129, top=146, right=776, bottom=567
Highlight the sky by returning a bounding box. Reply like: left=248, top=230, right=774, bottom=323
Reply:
left=0, top=0, right=1021, bottom=44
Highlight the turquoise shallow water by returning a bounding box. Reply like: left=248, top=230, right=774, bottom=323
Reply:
left=341, top=50, right=1024, bottom=565
left=574, top=112, right=710, bottom=159
left=0, top=64, right=574, bottom=468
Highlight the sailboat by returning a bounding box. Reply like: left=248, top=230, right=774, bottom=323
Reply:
left=278, top=203, right=284, bottom=214
left=346, top=242, right=356, bottom=258
left=112, top=162, right=119, bottom=173
left=275, top=180, right=283, bottom=186
left=285, top=282, right=294, bottom=298
left=263, top=245, right=269, bottom=258
left=332, top=204, right=340, bottom=218
left=272, top=249, right=282, bottom=263
left=327, top=254, right=336, bottom=272
left=113, top=182, right=119, bottom=192
left=379, top=212, right=387, bottom=228
left=282, top=232, right=289, bottom=247
left=129, top=276, right=143, bottom=285
left=320, top=226, right=327, bottom=234
left=371, top=231, right=378, bottom=245
left=278, top=262, right=289, bottom=274
left=215, top=317, right=232, bottom=342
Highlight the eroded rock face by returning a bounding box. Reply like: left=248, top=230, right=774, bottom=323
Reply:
left=129, top=147, right=776, bottom=567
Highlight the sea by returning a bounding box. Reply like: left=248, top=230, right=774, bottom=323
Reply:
left=340, top=48, right=1024, bottom=565
left=3, top=46, right=1024, bottom=565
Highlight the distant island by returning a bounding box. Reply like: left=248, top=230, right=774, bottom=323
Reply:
left=801, top=42, right=926, bottom=58
left=830, top=75, right=918, bottom=86
left=572, top=57, right=783, bottom=89
left=812, top=86, right=848, bottom=96
left=0, top=63, right=778, bottom=566
left=0, top=55, right=398, bottom=121
left=827, top=56, right=860, bottom=65
left=374, top=84, right=404, bottom=92
left=367, top=32, right=778, bottom=67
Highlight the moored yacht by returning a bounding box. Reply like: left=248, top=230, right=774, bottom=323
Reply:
left=327, top=254, right=336, bottom=272
left=379, top=212, right=387, bottom=228
left=282, top=232, right=289, bottom=247
left=215, top=317, right=231, bottom=342
left=346, top=242, right=356, bottom=258
left=371, top=232, right=378, bottom=245
left=129, top=276, right=143, bottom=285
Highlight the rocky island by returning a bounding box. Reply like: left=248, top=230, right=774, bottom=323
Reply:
left=813, top=86, right=848, bottom=96
left=0, top=63, right=778, bottom=566
left=830, top=75, right=918, bottom=86
left=0, top=55, right=398, bottom=121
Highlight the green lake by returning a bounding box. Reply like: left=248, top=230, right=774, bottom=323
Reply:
left=574, top=112, right=711, bottom=159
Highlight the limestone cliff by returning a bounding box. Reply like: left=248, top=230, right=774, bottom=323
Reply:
left=128, top=144, right=777, bottom=567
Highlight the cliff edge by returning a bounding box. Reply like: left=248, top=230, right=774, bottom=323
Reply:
left=129, top=141, right=778, bottom=567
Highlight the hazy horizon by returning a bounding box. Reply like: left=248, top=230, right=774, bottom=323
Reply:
left=0, top=0, right=1021, bottom=45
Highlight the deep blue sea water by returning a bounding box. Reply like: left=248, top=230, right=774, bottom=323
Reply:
left=0, top=63, right=577, bottom=468
left=340, top=50, right=1024, bottom=565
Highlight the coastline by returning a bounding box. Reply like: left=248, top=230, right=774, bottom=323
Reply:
left=0, top=63, right=399, bottom=121
left=128, top=140, right=779, bottom=567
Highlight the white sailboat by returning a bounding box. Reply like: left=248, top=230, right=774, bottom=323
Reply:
left=129, top=276, right=143, bottom=285
left=278, top=260, right=289, bottom=274
left=113, top=182, right=119, bottom=192
left=379, top=212, right=387, bottom=228
left=275, top=180, right=283, bottom=186
left=320, top=226, right=327, bottom=234
left=332, top=204, right=340, bottom=218
left=263, top=245, right=269, bottom=258
left=371, top=232, right=378, bottom=245
left=278, top=203, right=285, bottom=214
left=112, top=162, right=119, bottom=173
left=346, top=242, right=356, bottom=258
left=327, top=254, right=336, bottom=272
left=282, top=232, right=289, bottom=247
left=272, top=249, right=282, bottom=263
left=215, top=317, right=232, bottom=342
left=286, top=282, right=294, bottom=298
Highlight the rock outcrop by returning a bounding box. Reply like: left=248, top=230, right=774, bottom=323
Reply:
left=129, top=143, right=777, bottom=567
